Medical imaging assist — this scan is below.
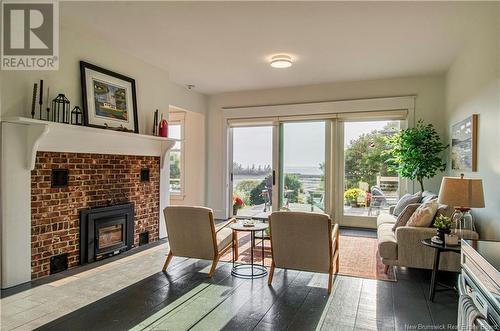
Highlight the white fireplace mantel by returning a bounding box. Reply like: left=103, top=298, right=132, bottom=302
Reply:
left=3, top=117, right=177, bottom=170
left=0, top=117, right=176, bottom=288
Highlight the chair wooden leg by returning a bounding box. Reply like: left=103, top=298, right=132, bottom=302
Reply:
left=162, top=251, right=173, bottom=272
left=328, top=269, right=333, bottom=294
left=384, top=264, right=390, bottom=274
left=208, top=257, right=220, bottom=277
left=233, top=230, right=239, bottom=260
left=268, top=262, right=275, bottom=285
left=335, top=231, right=340, bottom=273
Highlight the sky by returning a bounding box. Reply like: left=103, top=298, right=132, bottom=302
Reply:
left=344, top=121, right=395, bottom=148
left=232, top=120, right=394, bottom=171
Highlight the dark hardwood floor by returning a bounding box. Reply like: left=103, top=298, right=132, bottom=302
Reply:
left=33, top=256, right=460, bottom=331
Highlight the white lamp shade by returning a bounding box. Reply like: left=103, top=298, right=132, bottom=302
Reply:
left=438, top=176, right=485, bottom=209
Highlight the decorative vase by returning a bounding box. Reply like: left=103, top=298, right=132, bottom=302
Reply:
left=436, top=228, right=451, bottom=241
left=158, top=119, right=168, bottom=137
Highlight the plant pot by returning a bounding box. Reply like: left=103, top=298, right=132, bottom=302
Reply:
left=233, top=207, right=238, bottom=216
left=436, top=228, right=451, bottom=241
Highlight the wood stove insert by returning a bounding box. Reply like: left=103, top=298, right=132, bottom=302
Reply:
left=80, top=203, right=134, bottom=264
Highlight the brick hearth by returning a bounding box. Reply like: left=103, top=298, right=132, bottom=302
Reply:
left=31, top=152, right=160, bottom=280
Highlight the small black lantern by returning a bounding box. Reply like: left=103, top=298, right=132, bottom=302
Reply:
left=51, top=94, right=70, bottom=123
left=71, top=106, right=83, bottom=125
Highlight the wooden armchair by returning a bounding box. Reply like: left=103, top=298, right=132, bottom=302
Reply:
left=162, top=206, right=235, bottom=277
left=268, top=211, right=340, bottom=294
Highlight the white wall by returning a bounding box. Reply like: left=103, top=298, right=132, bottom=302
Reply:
left=0, top=22, right=207, bottom=132
left=168, top=82, right=207, bottom=116
left=445, top=3, right=500, bottom=240
left=207, top=75, right=446, bottom=218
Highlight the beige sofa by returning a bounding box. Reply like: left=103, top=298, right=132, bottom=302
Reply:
left=377, top=192, right=478, bottom=272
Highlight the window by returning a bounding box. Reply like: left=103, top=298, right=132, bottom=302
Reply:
left=168, top=112, right=184, bottom=196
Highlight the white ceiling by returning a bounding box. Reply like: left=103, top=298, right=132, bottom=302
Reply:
left=62, top=1, right=491, bottom=95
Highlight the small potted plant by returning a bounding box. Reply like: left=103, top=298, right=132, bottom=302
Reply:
left=433, top=214, right=453, bottom=241
left=365, top=192, right=372, bottom=207
left=233, top=195, right=244, bottom=216
left=344, top=188, right=365, bottom=207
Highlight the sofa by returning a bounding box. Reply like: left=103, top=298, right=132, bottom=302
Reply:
left=377, top=191, right=479, bottom=272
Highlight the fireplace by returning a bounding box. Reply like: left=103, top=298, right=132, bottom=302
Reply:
left=80, top=203, right=135, bottom=264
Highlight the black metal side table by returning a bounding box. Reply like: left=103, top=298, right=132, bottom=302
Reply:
left=421, top=238, right=461, bottom=301
left=230, top=222, right=268, bottom=279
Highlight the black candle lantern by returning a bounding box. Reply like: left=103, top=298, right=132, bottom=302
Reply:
left=70, top=106, right=83, bottom=125
left=51, top=94, right=70, bottom=123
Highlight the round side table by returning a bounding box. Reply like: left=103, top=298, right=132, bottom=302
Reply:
left=230, top=221, right=269, bottom=279
left=421, top=238, right=461, bottom=301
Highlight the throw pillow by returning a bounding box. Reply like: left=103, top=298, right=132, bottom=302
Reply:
left=392, top=203, right=421, bottom=231
left=421, top=191, right=438, bottom=203
left=407, top=199, right=439, bottom=227
left=392, top=192, right=422, bottom=216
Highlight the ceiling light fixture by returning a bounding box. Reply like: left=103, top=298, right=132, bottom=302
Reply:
left=270, top=54, right=293, bottom=68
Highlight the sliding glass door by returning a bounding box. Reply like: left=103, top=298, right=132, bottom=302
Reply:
left=227, top=115, right=406, bottom=228
left=279, top=121, right=327, bottom=213
left=340, top=120, right=403, bottom=228
left=230, top=125, right=274, bottom=218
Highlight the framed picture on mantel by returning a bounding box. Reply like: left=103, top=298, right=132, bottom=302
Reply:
left=451, top=114, right=478, bottom=172
left=80, top=61, right=139, bottom=133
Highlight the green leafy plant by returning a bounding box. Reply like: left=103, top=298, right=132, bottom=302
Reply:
left=344, top=188, right=366, bottom=204
left=386, top=120, right=448, bottom=192
left=434, top=214, right=452, bottom=230
left=249, top=174, right=303, bottom=205
left=344, top=123, right=399, bottom=189
left=233, top=195, right=244, bottom=210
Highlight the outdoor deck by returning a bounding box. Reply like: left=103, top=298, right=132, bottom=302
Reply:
left=235, top=204, right=393, bottom=218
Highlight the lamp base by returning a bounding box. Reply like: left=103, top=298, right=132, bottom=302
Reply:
left=451, top=208, right=476, bottom=239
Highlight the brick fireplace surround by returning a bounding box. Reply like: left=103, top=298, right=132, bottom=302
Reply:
left=31, top=151, right=160, bottom=279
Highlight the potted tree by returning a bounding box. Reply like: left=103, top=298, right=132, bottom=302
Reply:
left=386, top=120, right=448, bottom=191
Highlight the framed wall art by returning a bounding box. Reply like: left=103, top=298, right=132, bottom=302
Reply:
left=80, top=61, right=138, bottom=133
left=451, top=114, right=478, bottom=172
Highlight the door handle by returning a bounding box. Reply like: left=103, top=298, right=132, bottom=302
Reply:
left=272, top=170, right=276, bottom=185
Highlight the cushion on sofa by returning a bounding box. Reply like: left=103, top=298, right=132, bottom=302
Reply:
left=421, top=191, right=438, bottom=203
left=392, top=192, right=422, bottom=216
left=377, top=213, right=397, bottom=227
left=377, top=223, right=398, bottom=260
left=407, top=199, right=438, bottom=227
left=392, top=203, right=421, bottom=231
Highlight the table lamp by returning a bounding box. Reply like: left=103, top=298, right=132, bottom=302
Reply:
left=438, top=174, right=484, bottom=236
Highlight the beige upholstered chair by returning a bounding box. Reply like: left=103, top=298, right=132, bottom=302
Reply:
left=162, top=206, right=235, bottom=277
left=268, top=211, right=340, bottom=294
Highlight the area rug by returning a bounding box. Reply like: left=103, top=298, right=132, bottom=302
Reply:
left=338, top=235, right=396, bottom=282
left=220, top=232, right=396, bottom=282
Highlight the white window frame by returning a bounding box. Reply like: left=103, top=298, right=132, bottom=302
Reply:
left=169, top=112, right=185, bottom=199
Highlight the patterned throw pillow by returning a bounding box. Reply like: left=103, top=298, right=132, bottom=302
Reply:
left=406, top=199, right=439, bottom=227
left=392, top=203, right=421, bottom=231
left=392, top=192, right=422, bottom=216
